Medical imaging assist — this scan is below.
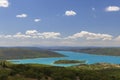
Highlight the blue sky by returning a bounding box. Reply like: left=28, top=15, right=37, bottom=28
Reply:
left=0, top=0, right=120, bottom=46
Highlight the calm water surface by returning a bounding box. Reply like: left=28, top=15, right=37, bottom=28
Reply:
left=8, top=51, right=120, bottom=67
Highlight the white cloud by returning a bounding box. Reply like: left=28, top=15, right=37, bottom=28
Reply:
left=1, top=30, right=120, bottom=46
left=25, top=30, right=38, bottom=35
left=40, top=32, right=61, bottom=39
left=34, top=18, right=41, bottom=22
left=65, top=10, right=77, bottom=16
left=0, top=0, right=9, bottom=7
left=114, top=36, right=120, bottom=41
left=0, top=30, right=61, bottom=39
left=25, top=30, right=61, bottom=39
left=16, top=14, right=28, bottom=18
left=67, top=31, right=113, bottom=40
left=4, top=35, right=12, bottom=38
left=0, top=30, right=113, bottom=41
left=105, top=6, right=120, bottom=12
left=13, top=32, right=31, bottom=39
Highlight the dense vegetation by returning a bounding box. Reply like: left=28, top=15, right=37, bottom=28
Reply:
left=54, top=60, right=86, bottom=64
left=1, top=61, right=120, bottom=80
left=0, top=48, right=65, bottom=60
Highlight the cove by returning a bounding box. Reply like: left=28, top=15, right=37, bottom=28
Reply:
left=8, top=51, right=120, bottom=67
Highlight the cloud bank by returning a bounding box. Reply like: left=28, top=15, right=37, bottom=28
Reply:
left=0, top=30, right=120, bottom=46
left=0, top=30, right=61, bottom=39
left=67, top=31, right=113, bottom=40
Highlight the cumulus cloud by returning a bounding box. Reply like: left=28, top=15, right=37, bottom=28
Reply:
left=34, top=18, right=41, bottom=22
left=40, top=32, right=61, bottom=39
left=13, top=32, right=31, bottom=38
left=25, top=30, right=38, bottom=35
left=105, top=6, right=120, bottom=12
left=16, top=14, right=28, bottom=18
left=0, top=0, right=9, bottom=7
left=0, top=30, right=120, bottom=46
left=0, top=30, right=114, bottom=40
left=65, top=10, right=77, bottom=16
left=0, top=30, right=61, bottom=39
left=67, top=31, right=113, bottom=40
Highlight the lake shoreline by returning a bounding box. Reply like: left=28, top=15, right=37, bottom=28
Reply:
left=7, top=50, right=120, bottom=67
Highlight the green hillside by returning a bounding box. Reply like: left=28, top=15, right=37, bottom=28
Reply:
left=0, top=48, right=65, bottom=60
left=70, top=47, right=120, bottom=56
left=0, top=61, right=120, bottom=80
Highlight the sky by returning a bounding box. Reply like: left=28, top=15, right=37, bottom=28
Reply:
left=0, top=0, right=120, bottom=47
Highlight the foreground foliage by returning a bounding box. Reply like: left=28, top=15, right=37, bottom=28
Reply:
left=1, top=61, right=120, bottom=80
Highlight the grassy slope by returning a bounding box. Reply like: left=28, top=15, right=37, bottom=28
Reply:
left=0, top=48, right=65, bottom=60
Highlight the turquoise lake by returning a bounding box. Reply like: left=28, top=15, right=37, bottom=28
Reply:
left=8, top=51, right=120, bottom=67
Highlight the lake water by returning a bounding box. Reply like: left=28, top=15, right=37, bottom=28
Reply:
left=8, top=51, right=120, bottom=67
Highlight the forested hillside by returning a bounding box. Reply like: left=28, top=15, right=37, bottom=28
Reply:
left=0, top=48, right=65, bottom=60
left=73, top=48, right=120, bottom=56
left=0, top=61, right=120, bottom=80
